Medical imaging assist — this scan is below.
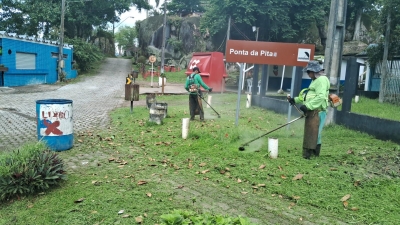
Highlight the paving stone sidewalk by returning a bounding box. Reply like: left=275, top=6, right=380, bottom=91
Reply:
left=0, top=58, right=172, bottom=151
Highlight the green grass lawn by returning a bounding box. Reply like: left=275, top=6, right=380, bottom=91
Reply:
left=1, top=93, right=399, bottom=225
left=347, top=96, right=400, bottom=121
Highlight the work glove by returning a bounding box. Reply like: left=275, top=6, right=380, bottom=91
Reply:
left=300, top=105, right=308, bottom=114
left=208, top=88, right=213, bottom=92
left=287, top=97, right=295, bottom=105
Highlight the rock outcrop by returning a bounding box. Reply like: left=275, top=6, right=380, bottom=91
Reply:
left=137, top=15, right=214, bottom=68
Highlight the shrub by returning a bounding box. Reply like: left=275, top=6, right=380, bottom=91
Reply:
left=137, top=55, right=147, bottom=64
left=0, top=143, right=67, bottom=201
left=167, top=37, right=183, bottom=52
left=65, top=38, right=104, bottom=72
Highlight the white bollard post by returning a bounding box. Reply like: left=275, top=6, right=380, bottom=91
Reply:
left=246, top=94, right=251, bottom=108
left=207, top=95, right=212, bottom=108
left=355, top=95, right=359, bottom=103
left=182, top=118, right=190, bottom=139
left=268, top=137, right=278, bottom=158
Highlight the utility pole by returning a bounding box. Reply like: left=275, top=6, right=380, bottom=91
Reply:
left=252, top=26, right=259, bottom=41
left=160, top=1, right=167, bottom=76
left=58, top=0, right=66, bottom=82
left=256, top=27, right=259, bottom=41
left=324, top=0, right=347, bottom=91
left=225, top=16, right=231, bottom=71
left=225, top=16, right=231, bottom=51
left=323, top=0, right=347, bottom=125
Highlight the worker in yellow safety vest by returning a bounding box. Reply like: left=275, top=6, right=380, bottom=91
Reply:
left=287, top=61, right=330, bottom=159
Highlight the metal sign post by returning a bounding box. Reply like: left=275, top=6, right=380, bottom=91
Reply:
left=151, top=63, right=154, bottom=87
left=235, top=63, right=244, bottom=126
left=149, top=55, right=156, bottom=88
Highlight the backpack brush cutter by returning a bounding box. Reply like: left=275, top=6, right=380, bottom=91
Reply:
left=238, top=104, right=304, bottom=151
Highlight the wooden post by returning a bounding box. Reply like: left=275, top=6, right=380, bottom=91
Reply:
left=124, top=84, right=130, bottom=100
left=131, top=84, right=140, bottom=101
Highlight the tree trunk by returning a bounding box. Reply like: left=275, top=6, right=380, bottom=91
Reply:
left=74, top=25, right=77, bottom=39
left=379, top=12, right=391, bottom=103
left=316, top=14, right=328, bottom=50
left=353, top=8, right=363, bottom=41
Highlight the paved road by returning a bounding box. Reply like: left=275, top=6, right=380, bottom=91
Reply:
left=0, top=58, right=141, bottom=151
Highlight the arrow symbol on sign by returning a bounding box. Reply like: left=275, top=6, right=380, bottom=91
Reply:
left=126, top=77, right=131, bottom=84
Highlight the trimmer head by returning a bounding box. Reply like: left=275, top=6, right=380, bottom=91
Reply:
left=238, top=146, right=245, bottom=151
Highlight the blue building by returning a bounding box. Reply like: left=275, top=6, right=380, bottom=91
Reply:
left=0, top=32, right=77, bottom=87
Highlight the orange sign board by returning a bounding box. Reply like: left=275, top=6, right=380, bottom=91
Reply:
left=225, top=40, right=315, bottom=66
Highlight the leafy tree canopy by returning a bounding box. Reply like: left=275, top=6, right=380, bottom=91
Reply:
left=200, top=0, right=331, bottom=43
left=115, top=26, right=137, bottom=50
left=0, top=0, right=151, bottom=39
left=167, top=0, right=205, bottom=17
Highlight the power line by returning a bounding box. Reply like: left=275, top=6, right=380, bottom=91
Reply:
left=231, top=20, right=251, bottom=41
left=232, top=23, right=250, bottom=41
left=216, top=31, right=227, bottom=51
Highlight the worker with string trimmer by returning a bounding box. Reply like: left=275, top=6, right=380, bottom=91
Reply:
left=287, top=61, right=330, bottom=159
left=184, top=67, right=212, bottom=121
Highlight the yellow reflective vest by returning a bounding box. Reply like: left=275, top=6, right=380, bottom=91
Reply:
left=294, top=75, right=330, bottom=111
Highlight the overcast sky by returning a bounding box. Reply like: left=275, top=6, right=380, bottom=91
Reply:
left=115, top=0, right=166, bottom=32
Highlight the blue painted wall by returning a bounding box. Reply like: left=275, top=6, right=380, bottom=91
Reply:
left=0, top=37, right=77, bottom=86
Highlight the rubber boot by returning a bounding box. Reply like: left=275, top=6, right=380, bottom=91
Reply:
left=302, top=148, right=312, bottom=159
left=314, top=144, right=321, bottom=157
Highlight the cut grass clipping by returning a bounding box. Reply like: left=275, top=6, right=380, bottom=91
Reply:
left=1, top=93, right=400, bottom=225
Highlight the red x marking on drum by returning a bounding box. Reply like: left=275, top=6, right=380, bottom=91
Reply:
left=43, top=120, right=63, bottom=135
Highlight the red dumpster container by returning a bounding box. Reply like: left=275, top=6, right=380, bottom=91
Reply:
left=185, top=52, right=228, bottom=92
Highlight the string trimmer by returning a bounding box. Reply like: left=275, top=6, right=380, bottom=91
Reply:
left=238, top=104, right=305, bottom=151
left=198, top=91, right=221, bottom=118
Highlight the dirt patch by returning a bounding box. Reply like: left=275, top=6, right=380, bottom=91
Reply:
left=163, top=176, right=347, bottom=225
left=366, top=151, right=400, bottom=178
left=63, top=151, right=110, bottom=172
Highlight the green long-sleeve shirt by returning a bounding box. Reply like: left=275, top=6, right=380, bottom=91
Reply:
left=294, top=75, right=330, bottom=111
left=184, top=73, right=210, bottom=95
